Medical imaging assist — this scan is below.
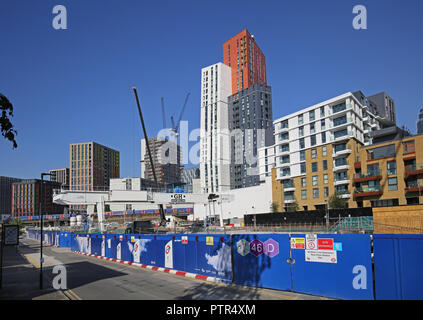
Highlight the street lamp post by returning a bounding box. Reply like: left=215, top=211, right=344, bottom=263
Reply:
left=39, top=172, right=54, bottom=289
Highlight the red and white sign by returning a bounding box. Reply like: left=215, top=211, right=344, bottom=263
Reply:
left=318, top=238, right=334, bottom=250
left=182, top=236, right=188, bottom=244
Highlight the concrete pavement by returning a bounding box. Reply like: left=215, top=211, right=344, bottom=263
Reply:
left=0, top=238, right=331, bottom=300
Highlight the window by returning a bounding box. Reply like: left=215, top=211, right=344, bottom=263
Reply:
left=300, top=150, right=306, bottom=161
left=387, top=161, right=397, bottom=175
left=332, top=103, right=346, bottom=113
left=321, top=119, right=326, bottom=130
left=280, top=155, right=290, bottom=164
left=322, top=146, right=327, bottom=156
left=299, top=138, right=305, bottom=149
left=310, top=135, right=316, bottom=146
left=312, top=162, right=318, bottom=172
left=333, top=115, right=347, bottom=127
left=388, top=177, right=398, bottom=191
left=367, top=164, right=380, bottom=176
left=323, top=174, right=328, bottom=184
left=324, top=187, right=329, bottom=198
left=320, top=106, right=325, bottom=117
left=311, top=149, right=317, bottom=159
left=321, top=132, right=326, bottom=143
left=280, top=120, right=288, bottom=129
left=301, top=177, right=307, bottom=187
left=298, top=114, right=304, bottom=125
left=279, top=132, right=289, bottom=141
left=313, top=188, right=319, bottom=198
left=309, top=110, right=315, bottom=121
left=312, top=176, right=318, bottom=186
left=310, top=122, right=315, bottom=134
left=334, top=129, right=348, bottom=139
left=280, top=168, right=290, bottom=177
left=301, top=190, right=307, bottom=200
left=323, top=160, right=328, bottom=170
left=335, top=157, right=347, bottom=167
left=299, top=126, right=304, bottom=137
left=300, top=162, right=306, bottom=174
left=335, top=171, right=347, bottom=181
left=280, top=144, right=289, bottom=152
left=334, top=143, right=347, bottom=153
left=368, top=144, right=395, bottom=160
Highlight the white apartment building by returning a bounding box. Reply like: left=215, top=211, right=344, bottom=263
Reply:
left=260, top=92, right=382, bottom=181
left=200, top=62, right=232, bottom=193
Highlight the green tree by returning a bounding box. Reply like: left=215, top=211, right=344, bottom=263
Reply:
left=9, top=217, right=24, bottom=234
left=270, top=202, right=279, bottom=213
left=286, top=198, right=300, bottom=212
left=328, top=192, right=348, bottom=209
left=0, top=93, right=18, bottom=148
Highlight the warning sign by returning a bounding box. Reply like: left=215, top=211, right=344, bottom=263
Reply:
left=182, top=236, right=188, bottom=244
left=305, top=250, right=337, bottom=264
left=206, top=236, right=214, bottom=246
left=291, top=238, right=305, bottom=249
left=306, top=234, right=318, bottom=250
left=318, top=238, right=334, bottom=250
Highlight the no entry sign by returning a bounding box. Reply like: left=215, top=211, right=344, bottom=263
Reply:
left=318, top=238, right=334, bottom=250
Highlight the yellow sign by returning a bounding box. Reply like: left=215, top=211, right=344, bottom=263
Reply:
left=131, top=236, right=135, bottom=243
left=291, top=237, right=305, bottom=249
left=206, top=236, right=214, bottom=246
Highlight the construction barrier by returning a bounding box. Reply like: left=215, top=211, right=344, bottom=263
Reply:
left=25, top=231, right=423, bottom=300
left=373, top=234, right=423, bottom=300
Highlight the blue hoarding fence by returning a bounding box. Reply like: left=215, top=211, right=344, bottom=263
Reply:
left=25, top=231, right=423, bottom=300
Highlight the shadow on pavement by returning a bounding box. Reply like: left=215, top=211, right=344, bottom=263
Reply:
left=175, top=281, right=262, bottom=300
left=0, top=244, right=127, bottom=300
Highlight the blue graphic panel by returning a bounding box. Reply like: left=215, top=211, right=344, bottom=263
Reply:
left=232, top=234, right=291, bottom=291
left=291, top=233, right=373, bottom=300
left=374, top=234, right=423, bottom=300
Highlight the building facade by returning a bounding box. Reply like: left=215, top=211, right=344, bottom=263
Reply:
left=70, top=142, right=120, bottom=191
left=49, top=168, right=70, bottom=188
left=11, top=179, right=65, bottom=217
left=223, top=29, right=267, bottom=94
left=353, top=133, right=423, bottom=207
left=270, top=92, right=384, bottom=211
left=417, top=108, right=423, bottom=134
left=228, top=84, right=274, bottom=188
left=0, top=176, right=22, bottom=215
left=141, top=137, right=182, bottom=186
left=200, top=62, right=232, bottom=193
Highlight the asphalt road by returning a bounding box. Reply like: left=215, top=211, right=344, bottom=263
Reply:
left=18, top=238, right=329, bottom=300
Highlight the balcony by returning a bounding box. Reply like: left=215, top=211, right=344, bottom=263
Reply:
left=333, top=164, right=350, bottom=172
left=405, top=182, right=423, bottom=193
left=353, top=171, right=382, bottom=183
left=354, top=187, right=382, bottom=198
left=405, top=163, right=423, bottom=178
left=284, top=198, right=296, bottom=204
left=334, top=179, right=350, bottom=186
left=329, top=104, right=352, bottom=118
left=403, top=144, right=415, bottom=154
left=332, top=148, right=352, bottom=158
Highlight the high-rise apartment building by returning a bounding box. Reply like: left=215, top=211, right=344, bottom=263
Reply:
left=200, top=30, right=273, bottom=192
left=417, top=108, right=423, bottom=134
left=141, top=137, right=182, bottom=186
left=228, top=84, right=274, bottom=188
left=11, top=179, right=65, bottom=217
left=270, top=92, right=384, bottom=211
left=70, top=142, right=120, bottom=192
left=49, top=168, right=70, bottom=188
left=223, top=29, right=267, bottom=94
left=0, top=176, right=22, bottom=215
left=200, top=62, right=232, bottom=193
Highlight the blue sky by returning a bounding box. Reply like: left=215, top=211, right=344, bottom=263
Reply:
left=1, top=0, right=422, bottom=179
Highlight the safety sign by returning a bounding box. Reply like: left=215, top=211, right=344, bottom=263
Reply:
left=305, top=250, right=337, bottom=264
left=318, top=238, right=334, bottom=250
left=306, top=234, right=318, bottom=250
left=206, top=236, right=214, bottom=246
left=182, top=236, right=188, bottom=244
left=291, top=237, right=305, bottom=249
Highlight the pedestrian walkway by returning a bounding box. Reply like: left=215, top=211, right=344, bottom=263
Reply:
left=0, top=238, right=68, bottom=300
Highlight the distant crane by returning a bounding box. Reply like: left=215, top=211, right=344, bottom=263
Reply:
left=169, top=92, right=190, bottom=137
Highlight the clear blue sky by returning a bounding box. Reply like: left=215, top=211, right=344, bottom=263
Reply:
left=1, top=0, right=422, bottom=179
